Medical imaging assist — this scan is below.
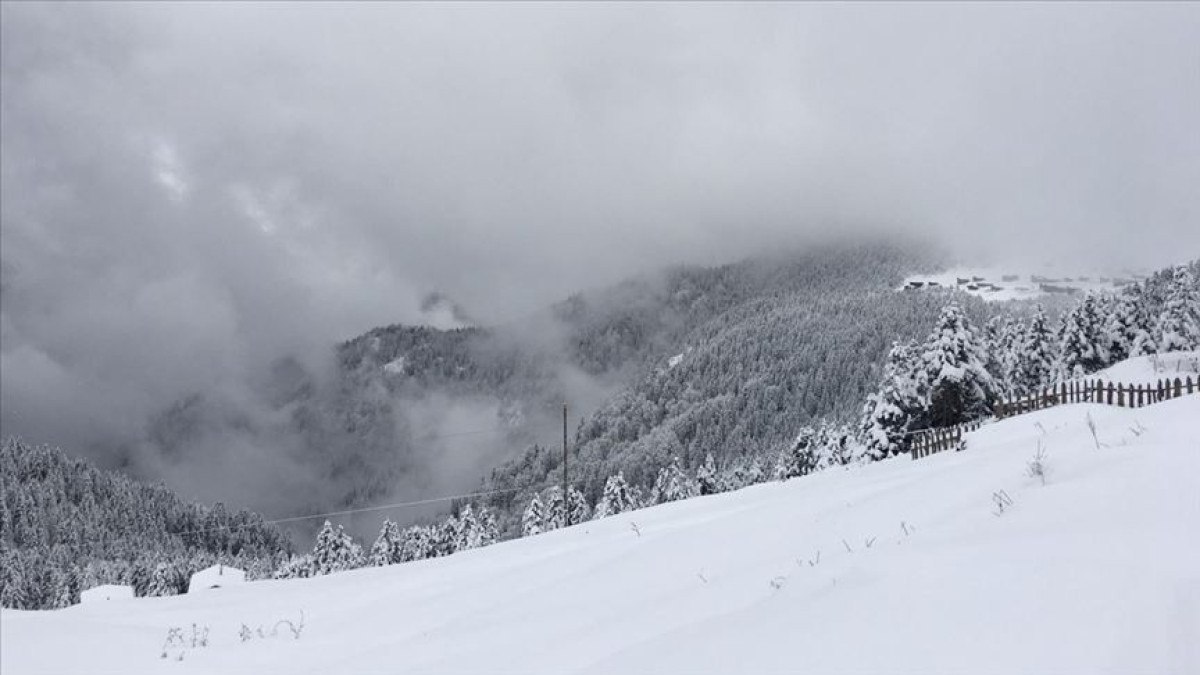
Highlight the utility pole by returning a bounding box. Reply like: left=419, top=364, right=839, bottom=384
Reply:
left=562, top=402, right=568, bottom=511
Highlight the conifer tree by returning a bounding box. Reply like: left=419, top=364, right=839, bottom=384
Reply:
left=273, top=554, right=315, bottom=579
left=1015, top=305, right=1056, bottom=395
left=370, top=519, right=403, bottom=566
left=145, top=561, right=181, bottom=597
left=565, top=487, right=590, bottom=526
left=982, top=316, right=1012, bottom=388
left=542, top=487, right=566, bottom=531
left=775, top=425, right=821, bottom=479
left=400, top=526, right=434, bottom=562
left=1155, top=266, right=1200, bottom=352
left=521, top=494, right=546, bottom=537
left=859, top=341, right=925, bottom=459
left=696, top=454, right=720, bottom=495
left=477, top=508, right=500, bottom=546
left=819, top=425, right=855, bottom=467
left=922, top=303, right=997, bottom=426
left=1125, top=287, right=1156, bottom=356
left=1057, top=295, right=1109, bottom=378
left=650, top=457, right=697, bottom=503
left=311, top=521, right=360, bottom=575
left=454, top=504, right=482, bottom=551
left=594, top=472, right=636, bottom=519
left=430, top=519, right=456, bottom=557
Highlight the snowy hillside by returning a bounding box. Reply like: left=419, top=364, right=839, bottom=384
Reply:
left=1087, top=350, right=1200, bottom=385
left=5, top=396, right=1198, bottom=674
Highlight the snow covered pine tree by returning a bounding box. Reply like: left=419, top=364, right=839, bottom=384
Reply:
left=921, top=303, right=997, bottom=427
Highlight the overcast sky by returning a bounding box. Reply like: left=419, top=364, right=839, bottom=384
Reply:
left=2, top=2, right=1198, bottom=462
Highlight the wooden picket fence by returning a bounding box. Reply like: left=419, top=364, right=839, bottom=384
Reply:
left=911, top=374, right=1197, bottom=461
left=910, top=419, right=985, bottom=460
left=994, top=376, right=1197, bottom=419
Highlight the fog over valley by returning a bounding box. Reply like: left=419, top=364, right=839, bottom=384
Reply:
left=2, top=2, right=1197, bottom=530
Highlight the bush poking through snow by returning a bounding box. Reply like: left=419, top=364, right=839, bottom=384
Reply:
left=1027, top=439, right=1049, bottom=486
left=239, top=611, right=306, bottom=644
left=160, top=624, right=209, bottom=661
left=1085, top=413, right=1105, bottom=450
left=991, top=490, right=1014, bottom=516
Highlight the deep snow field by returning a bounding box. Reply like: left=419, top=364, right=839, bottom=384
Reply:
left=4, top=396, right=1198, bottom=674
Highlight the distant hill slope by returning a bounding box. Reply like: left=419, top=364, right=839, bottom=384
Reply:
left=480, top=244, right=996, bottom=530
left=0, top=439, right=290, bottom=609
left=5, top=389, right=1195, bottom=673
left=134, top=240, right=975, bottom=536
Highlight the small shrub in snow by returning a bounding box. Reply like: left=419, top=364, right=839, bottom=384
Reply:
left=1085, top=413, right=1105, bottom=449
left=160, top=624, right=208, bottom=661
left=991, top=490, right=1014, bottom=516
left=239, top=611, right=306, bottom=644
left=1027, top=440, right=1049, bottom=486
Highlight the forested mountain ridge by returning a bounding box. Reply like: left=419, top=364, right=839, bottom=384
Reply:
left=0, top=439, right=291, bottom=609
left=142, top=240, right=945, bottom=529
left=479, top=245, right=986, bottom=528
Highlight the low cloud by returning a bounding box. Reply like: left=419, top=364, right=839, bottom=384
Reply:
left=2, top=3, right=1196, bottom=517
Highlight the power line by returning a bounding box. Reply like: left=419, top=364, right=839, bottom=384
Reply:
left=410, top=424, right=559, bottom=443
left=174, top=475, right=609, bottom=538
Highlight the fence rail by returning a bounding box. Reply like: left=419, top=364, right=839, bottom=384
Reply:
left=911, top=419, right=985, bottom=460
left=994, top=376, right=1197, bottom=419
left=911, top=374, right=1197, bottom=461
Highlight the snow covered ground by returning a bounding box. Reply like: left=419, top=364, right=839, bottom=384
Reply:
left=4, top=396, right=1198, bottom=674
left=1088, top=351, right=1200, bottom=385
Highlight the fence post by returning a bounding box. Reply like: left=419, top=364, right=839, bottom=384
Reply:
left=1188, top=376, right=1195, bottom=395
left=1173, top=377, right=1182, bottom=399
left=1117, top=383, right=1125, bottom=408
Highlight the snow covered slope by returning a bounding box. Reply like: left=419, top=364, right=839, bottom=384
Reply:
left=1088, top=350, right=1200, bottom=385
left=5, top=397, right=1199, bottom=674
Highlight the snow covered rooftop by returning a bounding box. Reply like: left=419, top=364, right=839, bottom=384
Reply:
left=900, top=266, right=1145, bottom=302
left=187, top=565, right=246, bottom=594
left=78, top=585, right=133, bottom=604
